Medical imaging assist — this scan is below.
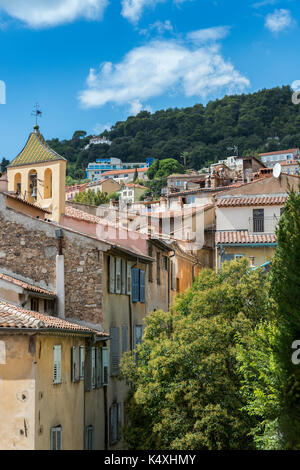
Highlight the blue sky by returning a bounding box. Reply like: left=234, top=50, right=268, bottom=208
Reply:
left=0, top=0, right=299, bottom=160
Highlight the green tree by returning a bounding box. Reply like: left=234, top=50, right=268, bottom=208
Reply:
left=238, top=190, right=300, bottom=449
left=121, top=260, right=269, bottom=450
left=1, top=157, right=9, bottom=172
left=73, top=189, right=109, bottom=206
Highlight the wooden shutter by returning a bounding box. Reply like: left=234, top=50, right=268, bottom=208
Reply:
left=85, top=347, right=92, bottom=391
left=117, top=403, right=122, bottom=441
left=96, top=347, right=101, bottom=388
left=85, top=425, right=94, bottom=450
left=132, top=268, right=140, bottom=303
left=122, top=325, right=128, bottom=355
left=134, top=325, right=143, bottom=349
left=102, top=347, right=109, bottom=385
left=171, top=260, right=176, bottom=291
left=110, top=327, right=120, bottom=374
left=79, top=346, right=85, bottom=380
left=109, top=256, right=115, bottom=293
left=71, top=346, right=80, bottom=382
left=53, top=345, right=62, bottom=384
left=91, top=347, right=96, bottom=389
left=51, top=426, right=62, bottom=450
left=139, top=270, right=145, bottom=303
left=126, top=261, right=132, bottom=295
left=116, top=258, right=121, bottom=294
left=122, top=259, right=126, bottom=294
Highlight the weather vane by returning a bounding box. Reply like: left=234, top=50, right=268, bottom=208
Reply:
left=31, top=103, right=42, bottom=126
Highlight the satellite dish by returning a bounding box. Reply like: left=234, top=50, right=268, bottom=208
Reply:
left=273, top=163, right=282, bottom=179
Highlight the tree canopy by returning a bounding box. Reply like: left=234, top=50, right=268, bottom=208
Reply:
left=47, top=86, right=300, bottom=180
left=121, top=260, right=270, bottom=450
left=72, top=189, right=110, bottom=206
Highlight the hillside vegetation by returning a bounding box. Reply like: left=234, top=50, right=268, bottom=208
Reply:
left=47, top=86, right=300, bottom=180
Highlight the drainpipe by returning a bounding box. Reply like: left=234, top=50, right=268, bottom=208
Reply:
left=55, top=229, right=65, bottom=318
left=168, top=249, right=176, bottom=310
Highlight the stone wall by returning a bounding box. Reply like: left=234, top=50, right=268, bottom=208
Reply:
left=0, top=194, right=107, bottom=326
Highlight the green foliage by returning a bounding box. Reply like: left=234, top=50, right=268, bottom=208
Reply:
left=1, top=157, right=9, bottom=172
left=72, top=188, right=109, bottom=206
left=145, top=158, right=184, bottom=198
left=47, top=86, right=300, bottom=179
left=121, top=260, right=269, bottom=450
left=238, top=190, right=300, bottom=449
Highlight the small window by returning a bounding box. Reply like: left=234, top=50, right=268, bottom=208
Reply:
left=53, top=345, right=62, bottom=384
left=139, top=270, right=145, bottom=303
left=121, top=259, right=126, bottom=294
left=79, top=346, right=85, bottom=380
left=162, top=256, right=168, bottom=271
left=126, top=261, right=132, bottom=295
left=109, top=256, right=116, bottom=293
left=44, top=299, right=54, bottom=314
left=102, top=347, right=109, bottom=385
left=171, top=260, right=176, bottom=291
left=85, top=425, right=94, bottom=450
left=134, top=325, right=143, bottom=350
left=91, top=347, right=96, bottom=389
left=116, top=258, right=121, bottom=294
left=234, top=254, right=244, bottom=260
left=71, top=346, right=80, bottom=382
left=50, top=426, right=62, bottom=450
left=156, top=253, right=161, bottom=285
left=31, top=298, right=39, bottom=312
left=109, top=403, right=122, bottom=446
left=132, top=268, right=140, bottom=303
left=110, top=327, right=120, bottom=375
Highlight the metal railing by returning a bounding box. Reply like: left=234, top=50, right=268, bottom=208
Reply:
left=248, top=216, right=279, bottom=234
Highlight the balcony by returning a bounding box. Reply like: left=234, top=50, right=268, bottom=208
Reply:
left=248, top=215, right=279, bottom=234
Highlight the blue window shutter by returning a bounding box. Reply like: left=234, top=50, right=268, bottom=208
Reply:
left=132, top=268, right=140, bottom=303
left=140, top=270, right=145, bottom=303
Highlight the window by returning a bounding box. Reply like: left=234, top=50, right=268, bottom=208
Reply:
left=234, top=254, right=244, bottom=260
left=253, top=209, right=264, bottom=233
left=50, top=426, right=62, bottom=450
left=31, top=298, right=39, bottom=312
left=156, top=253, right=161, bottom=285
left=53, top=345, right=62, bottom=384
left=102, top=347, right=109, bottom=385
left=222, top=254, right=234, bottom=263
left=85, top=426, right=94, bottom=450
left=71, top=346, right=80, bottom=382
left=132, top=268, right=140, bottom=303
left=110, top=327, right=120, bottom=375
left=96, top=347, right=101, bottom=388
left=109, top=403, right=122, bottom=445
left=162, top=256, right=168, bottom=271
left=121, top=260, right=126, bottom=294
left=126, top=261, right=132, bottom=295
left=148, top=245, right=153, bottom=283
left=116, top=258, right=121, bottom=294
left=139, top=270, right=145, bottom=303
left=171, top=260, right=176, bottom=291
left=91, top=347, right=96, bottom=389
left=109, top=256, right=116, bottom=293
left=122, top=325, right=128, bottom=355
left=134, top=325, right=143, bottom=350
left=79, top=346, right=85, bottom=380
left=44, top=299, right=54, bottom=314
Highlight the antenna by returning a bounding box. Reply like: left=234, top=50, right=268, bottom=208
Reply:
left=31, top=103, right=42, bottom=126
left=273, top=163, right=282, bottom=179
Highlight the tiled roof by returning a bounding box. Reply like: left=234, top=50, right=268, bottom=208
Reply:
left=65, top=205, right=108, bottom=225
left=167, top=182, right=243, bottom=198
left=259, top=149, right=299, bottom=156
left=216, top=231, right=277, bottom=245
left=101, top=168, right=148, bottom=176
left=9, top=127, right=66, bottom=168
left=5, top=192, right=51, bottom=213
left=216, top=195, right=288, bottom=207
left=0, top=300, right=108, bottom=336
left=0, top=272, right=55, bottom=296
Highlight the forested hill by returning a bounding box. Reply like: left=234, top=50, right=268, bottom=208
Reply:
left=47, top=86, right=300, bottom=180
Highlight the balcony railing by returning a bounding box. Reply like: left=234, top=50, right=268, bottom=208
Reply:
left=248, top=216, right=279, bottom=234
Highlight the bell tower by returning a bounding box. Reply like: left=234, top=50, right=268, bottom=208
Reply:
left=7, top=126, right=66, bottom=223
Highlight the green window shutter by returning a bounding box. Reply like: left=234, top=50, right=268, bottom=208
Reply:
left=102, top=347, right=109, bottom=385
left=110, top=327, right=120, bottom=375
left=122, top=325, right=128, bottom=355
left=109, top=256, right=115, bottom=293
left=132, top=268, right=140, bottom=302
left=140, top=270, right=145, bottom=303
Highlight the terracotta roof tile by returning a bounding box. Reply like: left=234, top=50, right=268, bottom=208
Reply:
left=259, top=149, right=299, bottom=157
left=0, top=272, right=55, bottom=296
left=216, top=231, right=277, bottom=244
left=8, top=127, right=66, bottom=168
left=100, top=168, right=148, bottom=177
left=216, top=195, right=288, bottom=207
left=0, top=300, right=108, bottom=336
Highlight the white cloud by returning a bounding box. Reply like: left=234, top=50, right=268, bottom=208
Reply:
left=140, top=19, right=173, bottom=36
left=265, top=9, right=294, bottom=33
left=187, top=26, right=230, bottom=43
left=0, top=0, right=109, bottom=28
left=79, top=35, right=250, bottom=112
left=93, top=122, right=111, bottom=134
left=121, top=0, right=166, bottom=23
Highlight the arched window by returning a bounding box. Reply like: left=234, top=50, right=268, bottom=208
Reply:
left=44, top=168, right=52, bottom=199
left=14, top=173, right=22, bottom=195
left=28, top=169, right=37, bottom=201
